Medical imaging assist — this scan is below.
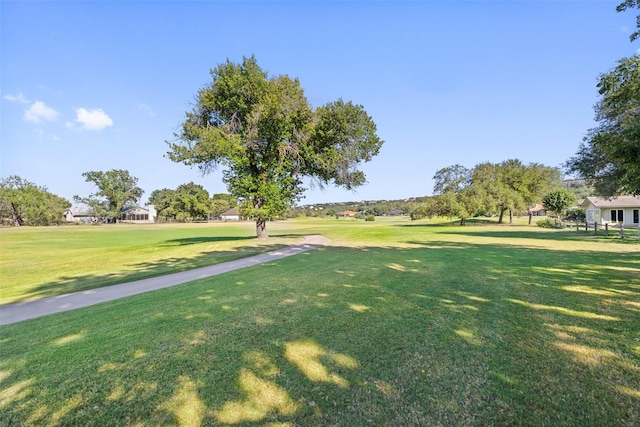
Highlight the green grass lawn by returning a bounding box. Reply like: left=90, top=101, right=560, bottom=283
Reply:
left=1, top=218, right=639, bottom=425
left=0, top=222, right=300, bottom=305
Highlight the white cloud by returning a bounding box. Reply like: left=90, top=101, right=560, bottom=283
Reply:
left=24, top=101, right=59, bottom=123
left=4, top=91, right=30, bottom=104
left=75, top=108, right=113, bottom=130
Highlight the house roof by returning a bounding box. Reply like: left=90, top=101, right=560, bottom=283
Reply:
left=581, top=195, right=640, bottom=209
left=529, top=204, right=546, bottom=212
left=221, top=208, right=239, bottom=216
left=65, top=208, right=93, bottom=216
left=122, top=206, right=150, bottom=213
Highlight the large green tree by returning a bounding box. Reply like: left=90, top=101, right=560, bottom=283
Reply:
left=148, top=188, right=177, bottom=221
left=430, top=165, right=479, bottom=225
left=428, top=160, right=560, bottom=225
left=149, top=184, right=212, bottom=222
left=167, top=56, right=383, bottom=238
left=74, top=169, right=144, bottom=221
left=542, top=187, right=577, bottom=222
left=433, top=164, right=471, bottom=195
left=173, top=182, right=211, bottom=221
left=471, top=160, right=561, bottom=224
left=0, top=176, right=70, bottom=226
left=565, top=54, right=640, bottom=196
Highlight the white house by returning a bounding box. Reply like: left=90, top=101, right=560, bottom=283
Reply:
left=121, top=205, right=157, bottom=223
left=581, top=196, right=640, bottom=227
left=220, top=207, right=241, bottom=221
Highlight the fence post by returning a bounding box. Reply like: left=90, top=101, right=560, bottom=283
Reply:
left=585, top=222, right=589, bottom=231
left=619, top=225, right=625, bottom=239
left=594, top=222, right=598, bottom=235
left=605, top=223, right=609, bottom=236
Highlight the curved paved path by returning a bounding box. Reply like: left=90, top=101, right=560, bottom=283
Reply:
left=0, top=234, right=331, bottom=326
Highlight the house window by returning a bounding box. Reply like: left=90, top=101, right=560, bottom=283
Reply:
left=610, top=210, right=624, bottom=223
left=634, top=209, right=639, bottom=224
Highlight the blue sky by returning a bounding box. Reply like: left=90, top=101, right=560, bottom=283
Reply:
left=1, top=1, right=638, bottom=206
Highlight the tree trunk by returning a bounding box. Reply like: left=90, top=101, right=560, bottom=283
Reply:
left=253, top=196, right=268, bottom=239
left=255, top=218, right=268, bottom=239
left=528, top=212, right=533, bottom=225
left=10, top=203, right=22, bottom=227
left=498, top=208, right=506, bottom=224
left=460, top=217, right=466, bottom=226
left=509, top=210, right=513, bottom=226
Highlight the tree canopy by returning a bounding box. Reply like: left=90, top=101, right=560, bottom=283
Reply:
left=148, top=188, right=176, bottom=221
left=617, top=0, right=640, bottom=42
left=148, top=184, right=210, bottom=222
left=0, top=176, right=70, bottom=226
left=565, top=54, right=640, bottom=196
left=427, top=165, right=478, bottom=225
left=149, top=186, right=237, bottom=222
left=432, top=164, right=471, bottom=195
left=471, top=160, right=561, bottom=224
left=413, top=160, right=560, bottom=225
left=542, top=187, right=576, bottom=221
left=74, top=169, right=144, bottom=221
left=210, top=193, right=238, bottom=218
left=167, top=56, right=383, bottom=238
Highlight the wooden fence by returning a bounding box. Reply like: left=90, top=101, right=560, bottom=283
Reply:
left=563, top=220, right=640, bottom=240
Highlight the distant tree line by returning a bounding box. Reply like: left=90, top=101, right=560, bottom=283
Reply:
left=292, top=199, right=410, bottom=218
left=409, top=160, right=563, bottom=225
left=0, top=170, right=241, bottom=226
left=0, top=176, right=71, bottom=226
left=148, top=185, right=238, bottom=222
left=0, top=164, right=588, bottom=227
left=292, top=173, right=593, bottom=223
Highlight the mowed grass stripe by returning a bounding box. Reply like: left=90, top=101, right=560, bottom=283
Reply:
left=0, top=219, right=639, bottom=425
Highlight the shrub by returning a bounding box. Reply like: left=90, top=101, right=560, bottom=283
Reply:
left=536, top=219, right=553, bottom=228
left=365, top=215, right=375, bottom=222
left=564, top=208, right=586, bottom=222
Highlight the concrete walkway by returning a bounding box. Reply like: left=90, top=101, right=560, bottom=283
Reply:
left=0, top=234, right=331, bottom=326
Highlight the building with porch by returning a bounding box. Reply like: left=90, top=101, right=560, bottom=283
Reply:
left=581, top=196, right=640, bottom=227
left=64, top=207, right=96, bottom=224
left=121, top=205, right=157, bottom=223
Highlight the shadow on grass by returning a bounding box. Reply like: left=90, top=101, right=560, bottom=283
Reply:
left=400, top=222, right=640, bottom=245
left=160, top=235, right=256, bottom=246
left=441, top=228, right=640, bottom=244
left=3, top=235, right=297, bottom=304
left=1, top=233, right=639, bottom=425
